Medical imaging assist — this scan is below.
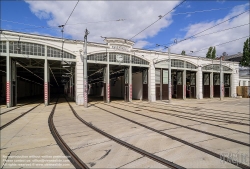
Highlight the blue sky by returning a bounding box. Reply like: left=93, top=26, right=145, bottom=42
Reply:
left=1, top=0, right=249, bottom=56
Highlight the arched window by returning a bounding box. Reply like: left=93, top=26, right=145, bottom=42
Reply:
left=9, top=41, right=45, bottom=56
left=0, top=41, right=6, bottom=53
left=202, top=64, right=232, bottom=71
left=47, top=46, right=76, bottom=59
left=88, top=53, right=107, bottom=61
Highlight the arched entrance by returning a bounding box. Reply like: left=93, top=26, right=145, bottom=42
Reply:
left=155, top=59, right=198, bottom=100
left=87, top=52, right=150, bottom=103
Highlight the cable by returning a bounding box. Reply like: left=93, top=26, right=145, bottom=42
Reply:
left=187, top=35, right=249, bottom=55
left=49, top=67, right=59, bottom=87
left=159, top=22, right=250, bottom=46
left=192, top=23, right=250, bottom=38
left=129, top=0, right=186, bottom=40
left=172, top=7, right=240, bottom=15
left=59, top=0, right=79, bottom=58
left=176, top=10, right=250, bottom=44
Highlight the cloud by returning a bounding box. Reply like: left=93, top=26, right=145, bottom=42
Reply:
left=186, top=14, right=191, bottom=18
left=170, top=3, right=249, bottom=57
left=25, top=1, right=180, bottom=43
left=134, top=40, right=152, bottom=48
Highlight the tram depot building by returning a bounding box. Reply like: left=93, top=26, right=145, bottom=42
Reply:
left=0, top=30, right=240, bottom=107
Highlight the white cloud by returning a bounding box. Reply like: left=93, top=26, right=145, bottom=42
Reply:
left=134, top=40, right=152, bottom=48
left=170, top=3, right=249, bottom=57
left=186, top=14, right=191, bottom=18
left=25, top=1, right=180, bottom=43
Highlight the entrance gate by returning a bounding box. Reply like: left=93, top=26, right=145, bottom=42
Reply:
left=172, top=70, right=183, bottom=99
left=224, top=74, right=230, bottom=97
left=203, top=73, right=210, bottom=98
left=186, top=71, right=196, bottom=98
left=214, top=73, right=220, bottom=97
left=142, top=69, right=148, bottom=100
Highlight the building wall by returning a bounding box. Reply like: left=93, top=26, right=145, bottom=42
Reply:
left=0, top=31, right=241, bottom=103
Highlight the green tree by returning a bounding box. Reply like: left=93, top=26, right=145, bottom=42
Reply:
left=211, top=47, right=216, bottom=59
left=181, top=50, right=185, bottom=55
left=206, top=47, right=213, bottom=58
left=240, top=38, right=250, bottom=67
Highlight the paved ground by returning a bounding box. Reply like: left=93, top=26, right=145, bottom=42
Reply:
left=0, top=97, right=249, bottom=168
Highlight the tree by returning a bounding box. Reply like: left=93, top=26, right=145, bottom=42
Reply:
left=181, top=50, right=185, bottom=55
left=240, top=38, right=250, bottom=67
left=211, top=47, right=216, bottom=59
left=206, top=47, right=213, bottom=58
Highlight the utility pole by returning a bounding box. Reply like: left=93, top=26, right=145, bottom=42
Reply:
left=220, top=56, right=223, bottom=101
left=83, top=29, right=89, bottom=108
left=168, top=47, right=171, bottom=103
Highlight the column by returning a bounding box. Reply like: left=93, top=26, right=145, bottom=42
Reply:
left=183, top=69, right=186, bottom=99
left=210, top=72, right=213, bottom=98
left=75, top=52, right=84, bottom=105
left=231, top=72, right=236, bottom=97
left=106, top=63, right=110, bottom=103
left=196, top=66, right=203, bottom=99
left=44, top=45, right=50, bottom=106
left=149, top=62, right=156, bottom=102
left=6, top=42, right=17, bottom=107
left=44, top=58, right=50, bottom=106
left=129, top=65, right=132, bottom=102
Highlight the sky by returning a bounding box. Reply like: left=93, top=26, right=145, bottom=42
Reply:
left=1, top=0, right=249, bottom=57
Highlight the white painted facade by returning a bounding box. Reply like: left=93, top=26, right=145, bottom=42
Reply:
left=0, top=31, right=240, bottom=107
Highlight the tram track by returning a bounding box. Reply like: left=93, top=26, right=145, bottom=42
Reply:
left=153, top=101, right=250, bottom=116
left=0, top=98, right=42, bottom=115
left=131, top=103, right=250, bottom=125
left=93, top=103, right=250, bottom=169
left=99, top=102, right=249, bottom=146
left=152, top=101, right=250, bottom=120
left=114, top=103, right=250, bottom=135
left=48, top=97, right=89, bottom=169
left=0, top=102, right=42, bottom=130
left=65, top=97, right=186, bottom=169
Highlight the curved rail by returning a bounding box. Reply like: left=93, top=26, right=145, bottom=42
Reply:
left=94, top=104, right=250, bottom=169
left=48, top=97, right=89, bottom=169
left=119, top=102, right=250, bottom=135
left=0, top=103, right=42, bottom=130
left=0, top=98, right=42, bottom=115
left=65, top=97, right=185, bottom=169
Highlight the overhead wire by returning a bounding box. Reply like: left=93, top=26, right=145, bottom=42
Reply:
left=175, top=10, right=250, bottom=45
left=159, top=22, right=250, bottom=46
left=59, top=0, right=79, bottom=60
left=172, top=6, right=241, bottom=15
left=187, top=35, right=250, bottom=55
left=129, top=0, right=186, bottom=40
left=153, top=9, right=249, bottom=49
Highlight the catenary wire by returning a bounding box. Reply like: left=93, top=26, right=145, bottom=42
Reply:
left=175, top=10, right=250, bottom=45
left=159, top=22, right=250, bottom=46
left=129, top=0, right=186, bottom=40
left=172, top=6, right=246, bottom=15
left=187, top=35, right=249, bottom=55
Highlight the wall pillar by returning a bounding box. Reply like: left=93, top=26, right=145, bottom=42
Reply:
left=44, top=59, right=50, bottom=106
left=106, top=64, right=110, bottom=103
left=75, top=52, right=84, bottom=105
left=6, top=57, right=17, bottom=107
left=149, top=62, right=156, bottom=102
left=210, top=72, right=213, bottom=98
left=196, top=66, right=203, bottom=99
left=183, top=69, right=186, bottom=99
left=231, top=72, right=235, bottom=97
left=129, top=65, right=132, bottom=102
